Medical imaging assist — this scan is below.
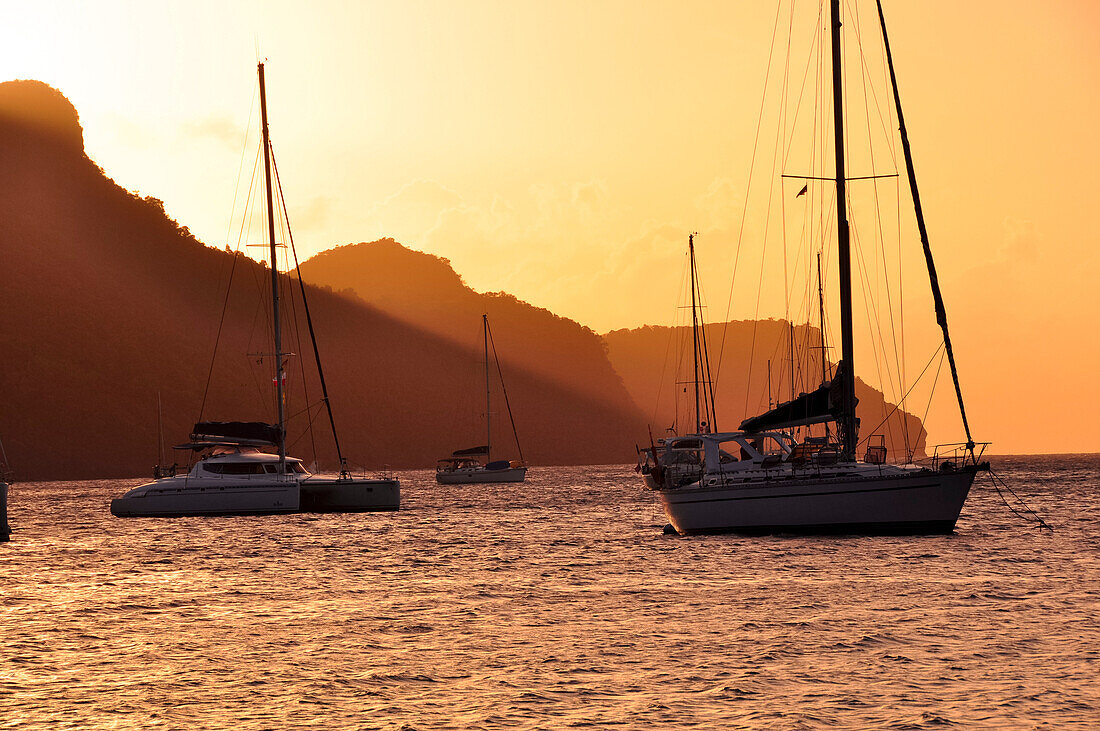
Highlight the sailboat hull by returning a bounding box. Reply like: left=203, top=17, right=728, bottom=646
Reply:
left=436, top=467, right=527, bottom=484
left=299, top=477, right=400, bottom=512
left=1, top=481, right=10, bottom=541
left=658, top=466, right=979, bottom=535
left=110, top=478, right=300, bottom=517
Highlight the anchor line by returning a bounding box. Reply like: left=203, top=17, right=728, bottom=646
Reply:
left=986, top=468, right=1052, bottom=532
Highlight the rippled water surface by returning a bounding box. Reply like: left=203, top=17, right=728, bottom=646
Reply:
left=2, top=456, right=1098, bottom=729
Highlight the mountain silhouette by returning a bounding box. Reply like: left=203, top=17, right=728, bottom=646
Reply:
left=0, top=81, right=648, bottom=480
left=604, top=320, right=928, bottom=461
left=298, top=239, right=637, bottom=410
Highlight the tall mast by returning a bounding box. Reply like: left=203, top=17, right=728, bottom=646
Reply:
left=688, top=234, right=702, bottom=433
left=258, top=62, right=286, bottom=472
left=483, top=314, right=491, bottom=462
left=875, top=0, right=975, bottom=454
left=830, top=0, right=857, bottom=460
left=788, top=321, right=796, bottom=402
left=817, top=251, right=827, bottom=386
left=156, top=391, right=165, bottom=468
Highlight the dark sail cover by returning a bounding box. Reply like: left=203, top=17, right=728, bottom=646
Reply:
left=191, top=421, right=282, bottom=446
left=452, top=445, right=490, bottom=457
left=738, top=361, right=857, bottom=432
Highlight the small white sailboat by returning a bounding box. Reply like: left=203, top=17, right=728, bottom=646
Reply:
left=640, top=0, right=988, bottom=534
left=112, top=63, right=398, bottom=518
left=437, top=315, right=527, bottom=484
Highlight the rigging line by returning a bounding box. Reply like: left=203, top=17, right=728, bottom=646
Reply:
left=875, top=0, right=975, bottom=452
left=694, top=256, right=719, bottom=431
left=846, top=0, right=900, bottom=170
left=850, top=213, right=903, bottom=452
left=918, top=346, right=947, bottom=452
left=838, top=11, right=904, bottom=436
left=743, top=0, right=795, bottom=422
left=885, top=17, right=906, bottom=431
left=780, top=174, right=897, bottom=180
left=287, top=399, right=326, bottom=422
left=275, top=178, right=319, bottom=468
left=197, top=140, right=263, bottom=423
left=485, top=320, right=524, bottom=464
left=221, top=84, right=259, bottom=249
left=858, top=341, right=943, bottom=450
left=853, top=0, right=909, bottom=455
left=285, top=402, right=325, bottom=453
left=654, top=252, right=691, bottom=429
left=715, top=0, right=787, bottom=389
left=270, top=147, right=351, bottom=473
left=779, top=0, right=796, bottom=403
left=782, top=0, right=825, bottom=168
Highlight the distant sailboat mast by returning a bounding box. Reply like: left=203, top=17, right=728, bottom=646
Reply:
left=483, top=313, right=491, bottom=464
left=689, top=234, right=702, bottom=432
left=258, top=62, right=287, bottom=473
left=687, top=233, right=718, bottom=433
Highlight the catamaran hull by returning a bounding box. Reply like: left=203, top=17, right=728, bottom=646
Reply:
left=110, top=481, right=300, bottom=517
left=299, top=478, right=400, bottom=512
left=436, top=467, right=527, bottom=484
left=658, top=468, right=978, bottom=535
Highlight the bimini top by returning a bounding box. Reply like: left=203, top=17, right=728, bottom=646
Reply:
left=174, top=421, right=283, bottom=450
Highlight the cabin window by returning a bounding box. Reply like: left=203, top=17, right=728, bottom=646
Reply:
left=718, top=439, right=750, bottom=462
left=749, top=435, right=788, bottom=457
left=205, top=462, right=266, bottom=475
left=666, top=449, right=702, bottom=465
left=718, top=449, right=739, bottom=464
left=264, top=464, right=277, bottom=473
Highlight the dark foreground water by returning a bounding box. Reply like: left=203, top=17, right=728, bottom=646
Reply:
left=1, top=455, right=1097, bottom=729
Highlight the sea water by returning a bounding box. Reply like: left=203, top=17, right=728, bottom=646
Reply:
left=1, top=456, right=1097, bottom=729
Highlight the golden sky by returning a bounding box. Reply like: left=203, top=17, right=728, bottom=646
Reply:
left=5, top=1, right=1098, bottom=454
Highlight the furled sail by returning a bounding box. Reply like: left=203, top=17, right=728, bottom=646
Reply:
left=190, top=421, right=282, bottom=446
left=452, top=445, right=490, bottom=457
left=738, top=361, right=857, bottom=433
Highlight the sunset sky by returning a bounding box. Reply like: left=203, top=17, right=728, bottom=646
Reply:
left=5, top=0, right=1098, bottom=454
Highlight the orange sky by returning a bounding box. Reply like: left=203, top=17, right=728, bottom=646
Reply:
left=4, top=1, right=1098, bottom=454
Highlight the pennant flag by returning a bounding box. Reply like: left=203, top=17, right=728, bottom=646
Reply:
left=795, top=184, right=808, bottom=197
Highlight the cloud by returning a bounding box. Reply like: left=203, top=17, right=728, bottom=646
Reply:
left=359, top=179, right=464, bottom=246
left=181, top=115, right=243, bottom=147
left=292, top=195, right=333, bottom=231
left=356, top=175, right=754, bottom=331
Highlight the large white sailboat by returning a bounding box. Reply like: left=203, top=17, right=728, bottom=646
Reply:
left=436, top=315, right=527, bottom=484
left=112, top=63, right=398, bottom=518
left=640, top=0, right=988, bottom=535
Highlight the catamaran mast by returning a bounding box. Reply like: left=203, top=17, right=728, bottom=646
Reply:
left=688, top=234, right=702, bottom=432
left=258, top=62, right=286, bottom=473
left=830, top=0, right=857, bottom=460
left=875, top=0, right=975, bottom=454
left=483, top=313, right=491, bottom=463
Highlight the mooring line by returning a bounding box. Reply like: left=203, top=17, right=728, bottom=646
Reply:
left=986, top=468, right=1052, bottom=532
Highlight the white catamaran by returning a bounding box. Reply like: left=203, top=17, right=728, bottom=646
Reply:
left=437, top=315, right=527, bottom=484
left=640, top=0, right=988, bottom=535
left=112, top=63, right=398, bottom=517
